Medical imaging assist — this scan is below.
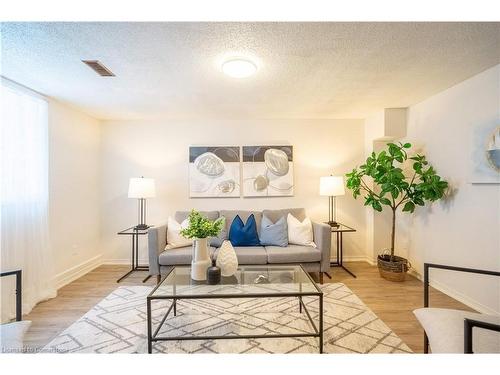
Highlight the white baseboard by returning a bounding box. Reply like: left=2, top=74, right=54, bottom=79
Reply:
left=102, top=258, right=148, bottom=265
left=333, top=255, right=375, bottom=265
left=408, top=269, right=499, bottom=315
left=360, top=256, right=376, bottom=266
left=408, top=268, right=422, bottom=280
left=53, top=254, right=102, bottom=290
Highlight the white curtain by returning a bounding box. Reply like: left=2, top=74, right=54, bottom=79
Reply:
left=0, top=79, right=56, bottom=322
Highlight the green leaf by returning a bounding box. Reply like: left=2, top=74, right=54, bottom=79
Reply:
left=379, top=197, right=391, bottom=206
left=402, top=201, right=415, bottom=213
left=364, top=195, right=373, bottom=206
left=388, top=144, right=397, bottom=156
left=391, top=189, right=399, bottom=199
left=377, top=150, right=387, bottom=160
left=403, top=143, right=411, bottom=148
left=414, top=197, right=425, bottom=206
left=372, top=200, right=383, bottom=212
left=438, top=181, right=448, bottom=189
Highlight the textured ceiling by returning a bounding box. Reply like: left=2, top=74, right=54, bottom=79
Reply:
left=1, top=22, right=499, bottom=120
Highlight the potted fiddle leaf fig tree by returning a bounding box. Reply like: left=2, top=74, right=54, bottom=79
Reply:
left=345, top=142, right=448, bottom=281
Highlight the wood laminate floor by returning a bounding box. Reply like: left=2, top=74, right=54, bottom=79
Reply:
left=22, top=262, right=472, bottom=353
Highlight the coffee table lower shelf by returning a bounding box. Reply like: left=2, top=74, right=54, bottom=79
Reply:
left=146, top=293, right=324, bottom=354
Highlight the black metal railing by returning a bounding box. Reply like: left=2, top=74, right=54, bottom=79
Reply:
left=423, top=263, right=500, bottom=353
left=0, top=269, right=22, bottom=321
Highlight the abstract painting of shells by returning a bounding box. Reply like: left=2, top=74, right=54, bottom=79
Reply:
left=242, top=145, right=294, bottom=197
left=470, top=124, right=500, bottom=184
left=189, top=146, right=240, bottom=197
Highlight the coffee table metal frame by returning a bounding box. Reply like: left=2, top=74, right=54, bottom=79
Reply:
left=146, top=265, right=324, bottom=353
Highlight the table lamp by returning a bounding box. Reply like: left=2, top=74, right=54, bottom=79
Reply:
left=128, top=176, right=156, bottom=230
left=319, top=175, right=345, bottom=227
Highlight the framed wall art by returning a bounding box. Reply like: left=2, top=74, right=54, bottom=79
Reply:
left=470, top=124, right=500, bottom=184
left=242, top=145, right=294, bottom=197
left=189, top=146, right=241, bottom=197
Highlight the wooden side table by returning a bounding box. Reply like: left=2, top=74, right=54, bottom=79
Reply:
left=117, top=226, right=152, bottom=283
left=329, top=222, right=357, bottom=278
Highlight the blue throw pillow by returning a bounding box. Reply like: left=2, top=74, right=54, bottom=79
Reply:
left=260, top=215, right=288, bottom=247
left=228, top=214, right=260, bottom=247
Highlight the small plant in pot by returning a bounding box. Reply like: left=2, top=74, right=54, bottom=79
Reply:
left=345, top=142, right=448, bottom=281
left=180, top=210, right=224, bottom=281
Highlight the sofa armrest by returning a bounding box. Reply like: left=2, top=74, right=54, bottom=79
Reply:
left=148, top=224, right=167, bottom=276
left=312, top=222, right=331, bottom=272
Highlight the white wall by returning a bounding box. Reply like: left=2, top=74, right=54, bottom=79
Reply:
left=363, top=113, right=385, bottom=261
left=363, top=110, right=410, bottom=262
left=48, top=100, right=102, bottom=288
left=99, top=119, right=367, bottom=264
left=403, top=65, right=500, bottom=314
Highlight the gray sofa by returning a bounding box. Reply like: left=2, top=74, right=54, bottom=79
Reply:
left=148, top=208, right=331, bottom=284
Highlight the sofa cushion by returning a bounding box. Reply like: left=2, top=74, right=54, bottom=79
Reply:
left=158, top=246, right=215, bottom=265
left=215, top=246, right=268, bottom=265
left=228, top=214, right=260, bottom=246
left=262, top=208, right=306, bottom=223
left=413, top=308, right=500, bottom=353
left=220, top=210, right=262, bottom=236
left=265, top=245, right=321, bottom=264
left=260, top=215, right=288, bottom=247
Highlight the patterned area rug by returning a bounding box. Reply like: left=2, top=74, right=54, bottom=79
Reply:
left=44, top=283, right=412, bottom=354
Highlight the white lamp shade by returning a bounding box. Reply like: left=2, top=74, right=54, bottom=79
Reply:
left=319, top=176, right=345, bottom=196
left=128, top=177, right=156, bottom=198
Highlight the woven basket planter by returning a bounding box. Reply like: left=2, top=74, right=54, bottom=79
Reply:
left=377, top=254, right=410, bottom=282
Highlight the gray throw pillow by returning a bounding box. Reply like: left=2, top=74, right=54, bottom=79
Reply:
left=259, top=215, right=288, bottom=247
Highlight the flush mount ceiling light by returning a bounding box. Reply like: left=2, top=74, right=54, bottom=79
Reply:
left=221, top=58, right=258, bottom=78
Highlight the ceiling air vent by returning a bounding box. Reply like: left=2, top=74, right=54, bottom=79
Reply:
left=82, top=60, right=115, bottom=77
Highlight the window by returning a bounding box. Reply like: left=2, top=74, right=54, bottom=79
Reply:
left=1, top=80, right=48, bottom=204
left=1, top=79, right=55, bottom=322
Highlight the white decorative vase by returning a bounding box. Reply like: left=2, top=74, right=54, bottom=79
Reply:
left=191, top=237, right=211, bottom=281
left=216, top=240, right=238, bottom=277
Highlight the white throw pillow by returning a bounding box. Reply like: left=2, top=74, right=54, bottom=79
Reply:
left=165, top=217, right=192, bottom=250
left=287, top=214, right=316, bottom=247
left=0, top=320, right=31, bottom=353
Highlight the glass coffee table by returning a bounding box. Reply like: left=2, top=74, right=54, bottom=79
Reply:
left=146, top=265, right=324, bottom=353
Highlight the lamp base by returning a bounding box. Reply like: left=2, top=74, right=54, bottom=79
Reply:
left=134, top=224, right=150, bottom=230
left=326, top=221, right=340, bottom=228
